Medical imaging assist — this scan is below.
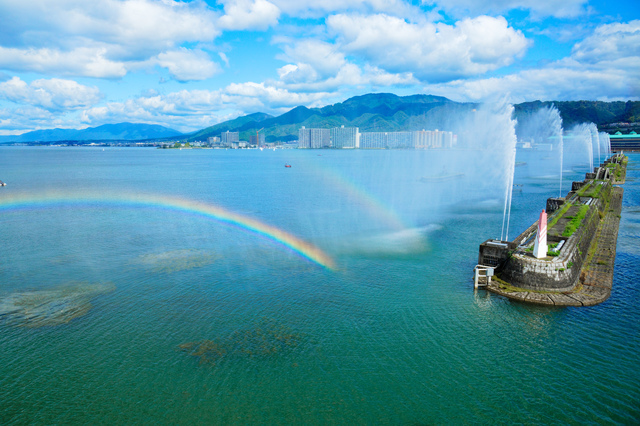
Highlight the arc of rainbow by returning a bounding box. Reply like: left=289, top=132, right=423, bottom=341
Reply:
left=312, top=168, right=408, bottom=231
left=0, top=191, right=335, bottom=270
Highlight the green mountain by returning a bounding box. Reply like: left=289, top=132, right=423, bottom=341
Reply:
left=189, top=93, right=476, bottom=142
left=0, top=122, right=182, bottom=143
left=191, top=93, right=640, bottom=143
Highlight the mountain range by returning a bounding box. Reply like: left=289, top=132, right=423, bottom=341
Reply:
left=2, top=94, right=639, bottom=144
left=190, top=94, right=640, bottom=142
left=0, top=122, right=182, bottom=143
left=188, top=93, right=473, bottom=142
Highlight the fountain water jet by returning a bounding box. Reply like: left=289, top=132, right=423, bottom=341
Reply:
left=589, top=123, right=600, bottom=167
left=567, top=123, right=594, bottom=171
left=515, top=106, right=564, bottom=198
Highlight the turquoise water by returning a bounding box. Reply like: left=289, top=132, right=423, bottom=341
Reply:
left=0, top=147, right=638, bottom=424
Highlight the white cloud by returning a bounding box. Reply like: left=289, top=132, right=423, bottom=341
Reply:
left=0, top=77, right=102, bottom=111
left=218, top=52, right=230, bottom=67
left=275, top=61, right=417, bottom=91
left=0, top=0, right=220, bottom=77
left=0, top=0, right=219, bottom=54
left=218, top=0, right=280, bottom=31
left=423, top=0, right=588, bottom=19
left=156, top=49, right=221, bottom=82
left=327, top=14, right=529, bottom=83
left=0, top=47, right=127, bottom=79
left=571, top=20, right=640, bottom=64
left=327, top=14, right=529, bottom=82
left=225, top=82, right=330, bottom=107
left=277, top=39, right=347, bottom=78
left=423, top=21, right=640, bottom=102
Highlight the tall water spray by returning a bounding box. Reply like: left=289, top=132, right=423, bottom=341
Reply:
left=589, top=123, right=600, bottom=167
left=515, top=106, right=564, bottom=197
left=569, top=123, right=594, bottom=171
left=600, top=132, right=611, bottom=159
left=435, top=99, right=518, bottom=241
left=480, top=101, right=518, bottom=242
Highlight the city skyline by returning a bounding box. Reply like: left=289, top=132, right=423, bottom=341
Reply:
left=0, top=0, right=638, bottom=135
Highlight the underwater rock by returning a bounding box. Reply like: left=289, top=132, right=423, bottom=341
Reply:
left=178, top=320, right=301, bottom=366
left=0, top=282, right=115, bottom=328
left=137, top=249, right=219, bottom=273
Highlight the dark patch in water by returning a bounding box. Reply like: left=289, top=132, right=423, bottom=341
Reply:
left=0, top=282, right=115, bottom=328
left=178, top=320, right=301, bottom=366
left=137, top=249, right=219, bottom=273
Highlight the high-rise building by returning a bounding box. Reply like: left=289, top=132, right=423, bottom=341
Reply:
left=359, top=132, right=387, bottom=149
left=298, top=127, right=330, bottom=148
left=249, top=133, right=265, bottom=146
left=386, top=131, right=413, bottom=149
left=221, top=131, right=239, bottom=146
left=330, top=126, right=360, bottom=148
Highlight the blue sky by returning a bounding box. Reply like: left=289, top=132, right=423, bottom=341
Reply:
left=0, top=0, right=638, bottom=134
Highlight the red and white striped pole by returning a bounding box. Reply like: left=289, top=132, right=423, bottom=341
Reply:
left=533, top=209, right=548, bottom=259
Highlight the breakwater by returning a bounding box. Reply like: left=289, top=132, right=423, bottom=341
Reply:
left=477, top=153, right=627, bottom=306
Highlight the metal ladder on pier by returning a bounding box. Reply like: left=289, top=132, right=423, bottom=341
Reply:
left=473, top=265, right=494, bottom=289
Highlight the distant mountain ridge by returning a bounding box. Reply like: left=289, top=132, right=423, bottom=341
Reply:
left=189, top=93, right=474, bottom=142
left=0, top=122, right=182, bottom=143
left=2, top=95, right=639, bottom=144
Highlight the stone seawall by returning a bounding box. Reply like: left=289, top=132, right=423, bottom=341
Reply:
left=481, top=154, right=626, bottom=306
left=498, top=203, right=601, bottom=292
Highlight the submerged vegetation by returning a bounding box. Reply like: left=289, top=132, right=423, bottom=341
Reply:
left=178, top=320, right=301, bottom=367
left=0, top=282, right=115, bottom=327
left=137, top=249, right=219, bottom=273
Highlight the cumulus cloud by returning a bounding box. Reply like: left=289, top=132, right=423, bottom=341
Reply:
left=273, top=36, right=418, bottom=91
left=327, top=14, right=529, bottom=82
left=424, top=21, right=640, bottom=102
left=423, top=0, right=588, bottom=19
left=571, top=20, right=640, bottom=64
left=0, top=47, right=127, bottom=79
left=156, top=49, right=222, bottom=82
left=218, top=0, right=280, bottom=31
left=0, top=0, right=220, bottom=77
left=0, top=0, right=219, bottom=53
left=0, top=77, right=102, bottom=111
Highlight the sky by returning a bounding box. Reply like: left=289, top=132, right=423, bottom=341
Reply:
left=0, top=0, right=638, bottom=135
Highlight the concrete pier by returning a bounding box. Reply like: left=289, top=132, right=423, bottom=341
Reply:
left=477, top=154, right=627, bottom=306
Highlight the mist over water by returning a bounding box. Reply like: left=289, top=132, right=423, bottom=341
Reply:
left=289, top=101, right=520, bottom=251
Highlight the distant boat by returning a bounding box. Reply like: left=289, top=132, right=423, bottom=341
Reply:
left=285, top=164, right=292, bottom=168
left=515, top=162, right=527, bottom=167
left=0, top=180, right=6, bottom=186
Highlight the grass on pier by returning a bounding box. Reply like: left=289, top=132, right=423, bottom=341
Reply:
left=562, top=204, right=590, bottom=237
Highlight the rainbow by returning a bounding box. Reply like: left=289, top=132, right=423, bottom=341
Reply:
left=0, top=191, right=335, bottom=270
left=316, top=170, right=407, bottom=231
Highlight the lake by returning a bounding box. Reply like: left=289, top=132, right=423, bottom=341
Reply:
left=0, top=147, right=638, bottom=424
